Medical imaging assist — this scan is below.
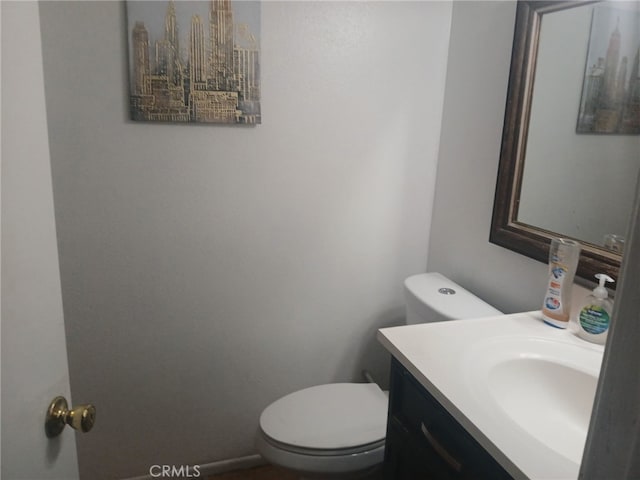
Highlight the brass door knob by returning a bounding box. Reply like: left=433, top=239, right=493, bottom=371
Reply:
left=45, top=396, right=96, bottom=438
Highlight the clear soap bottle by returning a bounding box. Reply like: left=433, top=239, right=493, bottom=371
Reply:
left=542, top=238, right=581, bottom=328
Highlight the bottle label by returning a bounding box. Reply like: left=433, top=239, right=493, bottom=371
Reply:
left=543, top=264, right=567, bottom=315
left=579, top=305, right=610, bottom=334
left=551, top=265, right=566, bottom=281
left=545, top=296, right=561, bottom=311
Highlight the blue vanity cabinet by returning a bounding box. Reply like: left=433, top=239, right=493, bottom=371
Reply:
left=382, top=358, right=513, bottom=480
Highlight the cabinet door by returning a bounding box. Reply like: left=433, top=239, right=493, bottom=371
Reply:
left=384, top=418, right=460, bottom=479
left=383, top=359, right=512, bottom=480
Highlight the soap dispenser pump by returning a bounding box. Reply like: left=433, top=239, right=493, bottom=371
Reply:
left=576, top=273, right=615, bottom=344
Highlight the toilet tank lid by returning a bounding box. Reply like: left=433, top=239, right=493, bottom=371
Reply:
left=405, top=273, right=503, bottom=319
left=259, top=383, right=388, bottom=450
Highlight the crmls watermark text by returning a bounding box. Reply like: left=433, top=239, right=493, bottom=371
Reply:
left=149, top=465, right=201, bottom=478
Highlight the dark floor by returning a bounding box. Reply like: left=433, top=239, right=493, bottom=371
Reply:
left=208, top=465, right=383, bottom=480
left=208, top=465, right=298, bottom=480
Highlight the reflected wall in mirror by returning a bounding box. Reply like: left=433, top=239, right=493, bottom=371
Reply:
left=491, top=0, right=640, bottom=286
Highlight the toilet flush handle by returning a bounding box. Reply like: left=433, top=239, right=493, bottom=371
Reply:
left=45, top=396, right=96, bottom=438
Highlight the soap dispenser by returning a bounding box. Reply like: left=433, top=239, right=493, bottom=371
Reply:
left=576, top=274, right=615, bottom=344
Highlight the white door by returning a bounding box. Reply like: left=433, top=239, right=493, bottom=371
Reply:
left=1, top=1, right=80, bottom=478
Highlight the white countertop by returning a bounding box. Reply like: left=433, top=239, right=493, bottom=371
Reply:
left=377, top=311, right=604, bottom=480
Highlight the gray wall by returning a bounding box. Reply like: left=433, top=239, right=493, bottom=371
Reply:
left=38, top=1, right=453, bottom=478
left=428, top=1, right=569, bottom=312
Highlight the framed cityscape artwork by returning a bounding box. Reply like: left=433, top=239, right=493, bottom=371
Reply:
left=127, top=0, right=261, bottom=124
left=577, top=4, right=640, bottom=134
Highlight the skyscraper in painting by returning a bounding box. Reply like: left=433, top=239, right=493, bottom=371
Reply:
left=128, top=0, right=261, bottom=124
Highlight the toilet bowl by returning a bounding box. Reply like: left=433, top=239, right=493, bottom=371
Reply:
left=257, top=383, right=387, bottom=479
left=256, top=273, right=502, bottom=478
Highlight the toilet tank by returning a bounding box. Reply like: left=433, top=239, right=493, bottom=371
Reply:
left=404, top=273, right=502, bottom=325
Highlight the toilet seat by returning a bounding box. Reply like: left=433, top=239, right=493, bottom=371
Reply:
left=259, top=383, right=388, bottom=450
left=256, top=427, right=385, bottom=476
left=260, top=430, right=385, bottom=457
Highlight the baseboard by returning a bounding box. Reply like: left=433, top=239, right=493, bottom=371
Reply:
left=200, top=454, right=267, bottom=475
left=122, top=454, right=267, bottom=480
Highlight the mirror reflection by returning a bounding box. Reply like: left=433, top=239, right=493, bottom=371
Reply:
left=517, top=1, right=640, bottom=252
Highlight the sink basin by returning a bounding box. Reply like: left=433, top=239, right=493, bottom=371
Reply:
left=488, top=357, right=597, bottom=462
left=467, top=337, right=602, bottom=465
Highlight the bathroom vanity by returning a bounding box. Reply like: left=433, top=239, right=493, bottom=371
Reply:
left=378, top=312, right=604, bottom=480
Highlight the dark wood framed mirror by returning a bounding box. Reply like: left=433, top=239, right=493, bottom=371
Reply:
left=490, top=0, right=639, bottom=287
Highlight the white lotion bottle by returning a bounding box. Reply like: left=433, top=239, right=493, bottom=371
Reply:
left=576, top=274, right=615, bottom=344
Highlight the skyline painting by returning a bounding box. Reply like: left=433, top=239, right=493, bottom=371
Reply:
left=127, top=0, right=261, bottom=124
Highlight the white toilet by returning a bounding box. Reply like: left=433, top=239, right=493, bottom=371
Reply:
left=256, top=273, right=502, bottom=479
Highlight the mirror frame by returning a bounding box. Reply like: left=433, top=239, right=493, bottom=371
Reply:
left=490, top=0, right=621, bottom=286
